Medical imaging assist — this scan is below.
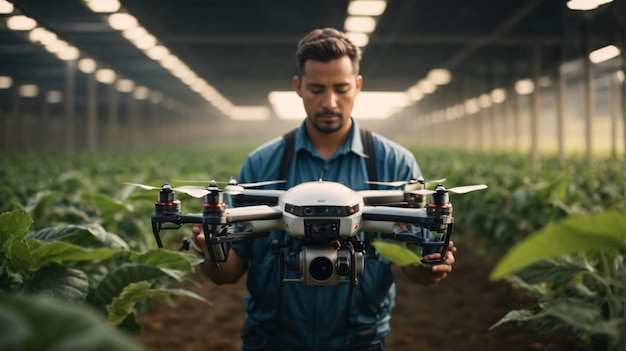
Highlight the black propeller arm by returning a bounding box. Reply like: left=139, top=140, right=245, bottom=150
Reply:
left=361, top=206, right=454, bottom=265
left=151, top=213, right=205, bottom=248
left=360, top=207, right=452, bottom=231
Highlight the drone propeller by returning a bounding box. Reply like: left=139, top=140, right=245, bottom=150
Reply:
left=412, top=184, right=488, bottom=196
left=176, top=178, right=285, bottom=188
left=358, top=190, right=405, bottom=206
left=223, top=180, right=287, bottom=196
left=228, top=188, right=286, bottom=205
left=366, top=177, right=447, bottom=188
left=124, top=182, right=211, bottom=198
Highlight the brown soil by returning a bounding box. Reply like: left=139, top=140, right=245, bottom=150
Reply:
left=137, top=240, right=587, bottom=351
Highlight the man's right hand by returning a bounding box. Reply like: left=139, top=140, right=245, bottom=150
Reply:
left=190, top=224, right=246, bottom=285
left=190, top=224, right=209, bottom=257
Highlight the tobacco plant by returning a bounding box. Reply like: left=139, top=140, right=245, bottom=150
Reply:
left=490, top=211, right=626, bottom=351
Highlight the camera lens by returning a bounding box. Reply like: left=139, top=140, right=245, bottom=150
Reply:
left=309, top=257, right=334, bottom=282
left=314, top=224, right=328, bottom=234
left=336, top=256, right=350, bottom=275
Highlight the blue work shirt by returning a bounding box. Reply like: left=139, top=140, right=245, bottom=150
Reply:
left=233, top=118, right=421, bottom=350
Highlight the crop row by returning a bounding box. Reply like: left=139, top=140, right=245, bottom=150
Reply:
left=1, top=145, right=624, bottom=349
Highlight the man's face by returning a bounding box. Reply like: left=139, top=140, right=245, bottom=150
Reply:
left=293, top=56, right=362, bottom=134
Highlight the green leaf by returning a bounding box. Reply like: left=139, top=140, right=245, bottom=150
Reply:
left=94, top=263, right=188, bottom=305
left=27, top=240, right=125, bottom=270
left=490, top=211, right=626, bottom=280
left=541, top=300, right=622, bottom=338
left=504, top=275, right=550, bottom=297
left=0, top=294, right=146, bottom=351
left=514, top=254, right=591, bottom=286
left=0, top=209, right=33, bottom=249
left=106, top=281, right=209, bottom=326
left=132, top=249, right=195, bottom=271
left=0, top=301, right=31, bottom=349
left=25, top=266, right=89, bottom=303
left=106, top=281, right=152, bottom=327
left=491, top=299, right=622, bottom=339
left=24, top=190, right=68, bottom=217
left=28, top=223, right=129, bottom=250
left=4, top=240, right=32, bottom=273
left=490, top=308, right=537, bottom=330
left=371, top=240, right=422, bottom=266
left=82, top=192, right=131, bottom=216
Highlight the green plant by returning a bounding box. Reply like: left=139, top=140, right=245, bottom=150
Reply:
left=489, top=211, right=626, bottom=351
left=0, top=208, right=207, bottom=332
left=0, top=294, right=147, bottom=351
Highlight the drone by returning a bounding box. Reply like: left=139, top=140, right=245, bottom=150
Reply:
left=126, top=177, right=487, bottom=287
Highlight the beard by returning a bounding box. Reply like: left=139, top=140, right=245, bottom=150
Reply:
left=310, top=110, right=345, bottom=134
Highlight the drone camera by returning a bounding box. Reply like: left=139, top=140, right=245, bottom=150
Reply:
left=287, top=246, right=364, bottom=286
left=304, top=219, right=340, bottom=239
left=282, top=203, right=362, bottom=239
left=285, top=204, right=359, bottom=217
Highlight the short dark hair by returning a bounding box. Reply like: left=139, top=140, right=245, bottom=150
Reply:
left=296, top=27, right=362, bottom=76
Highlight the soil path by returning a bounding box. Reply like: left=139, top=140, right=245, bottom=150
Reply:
left=138, top=240, right=585, bottom=351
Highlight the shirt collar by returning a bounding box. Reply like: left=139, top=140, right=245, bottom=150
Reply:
left=294, top=117, right=367, bottom=159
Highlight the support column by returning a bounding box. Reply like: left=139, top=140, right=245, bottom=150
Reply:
left=107, top=84, right=119, bottom=148
left=530, top=46, right=541, bottom=171
left=11, top=88, right=20, bottom=150
left=41, top=94, right=49, bottom=149
left=64, top=60, right=76, bottom=151
left=512, top=86, right=520, bottom=152
left=555, top=47, right=565, bottom=164
left=583, top=26, right=594, bottom=162
left=127, top=93, right=138, bottom=148
left=86, top=72, right=97, bottom=150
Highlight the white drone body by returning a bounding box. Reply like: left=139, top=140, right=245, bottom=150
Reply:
left=229, top=181, right=438, bottom=237
left=278, top=181, right=364, bottom=238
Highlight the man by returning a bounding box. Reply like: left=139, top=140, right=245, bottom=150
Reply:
left=191, top=27, right=456, bottom=351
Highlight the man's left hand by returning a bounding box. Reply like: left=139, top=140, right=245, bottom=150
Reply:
left=401, top=241, right=456, bottom=285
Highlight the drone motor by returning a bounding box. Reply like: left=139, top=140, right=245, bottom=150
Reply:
left=154, top=182, right=182, bottom=215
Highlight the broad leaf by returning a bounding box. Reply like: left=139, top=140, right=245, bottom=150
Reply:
left=24, top=190, right=68, bottom=218
left=0, top=301, right=31, bottom=349
left=371, top=241, right=422, bottom=266
left=82, top=192, right=131, bottom=216
left=27, top=240, right=125, bottom=270
left=4, top=240, right=32, bottom=273
left=0, top=209, right=33, bottom=249
left=490, top=211, right=626, bottom=280
left=94, top=263, right=188, bottom=305
left=491, top=299, right=622, bottom=339
left=28, top=223, right=129, bottom=250
left=106, top=281, right=209, bottom=326
left=0, top=294, right=146, bottom=351
left=513, top=254, right=591, bottom=286
left=25, top=266, right=89, bottom=303
left=504, top=275, right=550, bottom=297
left=132, top=249, right=196, bottom=271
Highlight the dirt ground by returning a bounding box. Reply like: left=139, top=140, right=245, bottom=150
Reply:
left=138, top=240, right=587, bottom=351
